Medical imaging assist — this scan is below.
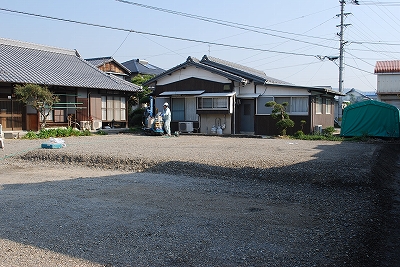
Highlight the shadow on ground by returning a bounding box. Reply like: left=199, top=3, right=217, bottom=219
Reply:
left=0, top=143, right=397, bottom=266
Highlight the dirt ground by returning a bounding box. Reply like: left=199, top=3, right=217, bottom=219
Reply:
left=0, top=135, right=399, bottom=267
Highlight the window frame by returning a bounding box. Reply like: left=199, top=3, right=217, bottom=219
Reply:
left=101, top=95, right=126, bottom=121
left=197, top=97, right=229, bottom=110
left=316, top=97, right=323, bottom=114
left=326, top=99, right=332, bottom=114
left=256, top=96, right=309, bottom=115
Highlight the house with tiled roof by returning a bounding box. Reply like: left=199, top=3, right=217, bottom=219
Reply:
left=86, top=56, right=131, bottom=81
left=122, top=58, right=165, bottom=79
left=343, top=88, right=377, bottom=106
left=144, top=55, right=342, bottom=136
left=0, top=38, right=141, bottom=131
left=374, top=60, right=400, bottom=109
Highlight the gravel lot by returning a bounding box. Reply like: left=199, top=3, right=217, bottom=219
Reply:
left=0, top=134, right=399, bottom=267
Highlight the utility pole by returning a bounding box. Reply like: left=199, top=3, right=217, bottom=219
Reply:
left=337, top=0, right=350, bottom=124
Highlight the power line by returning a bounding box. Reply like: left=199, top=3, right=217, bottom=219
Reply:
left=115, top=0, right=340, bottom=50
left=351, top=0, right=400, bottom=6
left=344, top=63, right=374, bottom=74
left=0, top=7, right=324, bottom=58
left=349, top=40, right=400, bottom=45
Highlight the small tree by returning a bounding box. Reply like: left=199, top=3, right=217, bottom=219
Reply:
left=129, top=74, right=154, bottom=127
left=265, top=101, right=294, bottom=136
left=300, top=120, right=306, bottom=132
left=14, top=84, right=59, bottom=129
left=130, top=74, right=154, bottom=106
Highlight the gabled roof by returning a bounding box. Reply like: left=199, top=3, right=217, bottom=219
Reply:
left=85, top=56, right=131, bottom=75
left=144, top=55, right=292, bottom=85
left=143, top=56, right=249, bottom=86
left=122, top=59, right=165, bottom=76
left=344, top=88, right=375, bottom=100
left=0, top=38, right=141, bottom=92
left=200, top=55, right=292, bottom=85
left=374, top=60, right=400, bottom=73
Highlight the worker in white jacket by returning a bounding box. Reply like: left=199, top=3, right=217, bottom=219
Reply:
left=162, top=102, right=171, bottom=136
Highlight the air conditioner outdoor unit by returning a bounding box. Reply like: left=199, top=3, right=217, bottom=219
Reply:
left=92, top=120, right=102, bottom=130
left=179, top=122, right=194, bottom=133
left=314, top=125, right=322, bottom=134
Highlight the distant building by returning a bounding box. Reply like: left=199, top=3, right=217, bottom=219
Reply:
left=343, top=88, right=377, bottom=105
left=86, top=57, right=131, bottom=81
left=122, top=59, right=165, bottom=79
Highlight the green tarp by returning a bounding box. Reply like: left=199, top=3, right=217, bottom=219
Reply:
left=340, top=100, right=400, bottom=138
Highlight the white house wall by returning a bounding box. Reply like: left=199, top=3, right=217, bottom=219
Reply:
left=234, top=82, right=255, bottom=94
left=156, top=66, right=232, bottom=85
left=256, top=85, right=311, bottom=96
left=377, top=74, right=400, bottom=93
left=200, top=113, right=232, bottom=135
left=233, top=83, right=311, bottom=96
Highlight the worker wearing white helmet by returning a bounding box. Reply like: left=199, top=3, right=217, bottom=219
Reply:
left=162, top=102, right=171, bottom=136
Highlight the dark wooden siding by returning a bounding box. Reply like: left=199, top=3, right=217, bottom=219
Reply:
left=155, top=77, right=231, bottom=95
left=98, top=62, right=129, bottom=75
left=255, top=115, right=311, bottom=135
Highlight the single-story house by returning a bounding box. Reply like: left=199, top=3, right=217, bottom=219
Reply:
left=85, top=56, right=132, bottom=81
left=144, top=55, right=343, bottom=135
left=0, top=38, right=141, bottom=131
left=375, top=60, right=400, bottom=109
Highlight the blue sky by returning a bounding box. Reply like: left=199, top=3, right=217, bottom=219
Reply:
left=1, top=0, right=399, bottom=92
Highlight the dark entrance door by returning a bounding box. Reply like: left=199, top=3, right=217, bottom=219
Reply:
left=239, top=99, right=254, bottom=133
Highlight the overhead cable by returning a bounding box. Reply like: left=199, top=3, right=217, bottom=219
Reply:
left=0, top=7, right=322, bottom=58
left=115, top=0, right=340, bottom=49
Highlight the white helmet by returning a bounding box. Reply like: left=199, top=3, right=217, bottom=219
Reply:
left=163, top=102, right=169, bottom=106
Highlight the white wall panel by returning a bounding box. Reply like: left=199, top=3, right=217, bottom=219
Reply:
left=157, top=66, right=231, bottom=85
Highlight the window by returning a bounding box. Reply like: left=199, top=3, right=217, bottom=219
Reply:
left=257, top=97, right=273, bottom=114
left=101, top=96, right=126, bottom=121
left=316, top=97, right=323, bottom=114
left=156, top=97, right=198, bottom=121
left=326, top=99, right=332, bottom=114
left=172, top=98, right=185, bottom=121
left=185, top=98, right=198, bottom=121
left=257, top=96, right=308, bottom=115
left=54, top=109, right=64, bottom=122
left=198, top=97, right=228, bottom=110
left=291, top=97, right=308, bottom=113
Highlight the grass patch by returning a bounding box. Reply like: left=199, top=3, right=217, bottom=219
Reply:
left=22, top=127, right=92, bottom=139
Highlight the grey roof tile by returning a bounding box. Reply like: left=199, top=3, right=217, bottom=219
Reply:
left=122, top=58, right=165, bottom=76
left=0, top=38, right=141, bottom=92
left=201, top=55, right=292, bottom=85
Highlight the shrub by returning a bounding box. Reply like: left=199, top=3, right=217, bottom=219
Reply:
left=294, top=130, right=304, bottom=138
left=265, top=101, right=294, bottom=136
left=24, top=127, right=92, bottom=139
left=23, top=131, right=39, bottom=139
left=96, top=129, right=108, bottom=135
left=323, top=126, right=335, bottom=137
left=293, top=133, right=343, bottom=141
left=129, top=108, right=145, bottom=127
